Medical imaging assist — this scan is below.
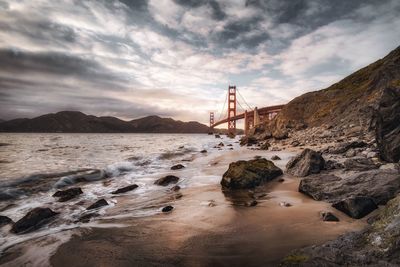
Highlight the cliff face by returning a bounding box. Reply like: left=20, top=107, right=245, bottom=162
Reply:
left=268, top=45, right=400, bottom=133
left=0, top=111, right=210, bottom=133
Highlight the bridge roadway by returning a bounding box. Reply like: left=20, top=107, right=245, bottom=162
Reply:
left=211, top=104, right=285, bottom=128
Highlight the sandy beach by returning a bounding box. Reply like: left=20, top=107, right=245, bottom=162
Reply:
left=43, top=148, right=367, bottom=267
left=0, top=134, right=371, bottom=267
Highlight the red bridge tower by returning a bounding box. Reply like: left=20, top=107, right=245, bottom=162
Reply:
left=227, top=85, right=236, bottom=134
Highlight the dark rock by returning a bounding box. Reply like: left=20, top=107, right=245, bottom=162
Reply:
left=343, top=157, right=380, bottom=171
left=271, top=155, right=281, bottom=160
left=332, top=196, right=378, bottom=219
left=240, top=135, right=258, bottom=146
left=278, top=178, right=285, bottom=182
left=271, top=147, right=281, bottom=151
left=321, top=211, right=339, bottom=222
left=171, top=185, right=181, bottom=191
left=52, top=187, right=83, bottom=202
left=376, top=86, right=400, bottom=163
left=260, top=142, right=270, bottom=150
left=227, top=132, right=235, bottom=138
left=77, top=213, right=99, bottom=223
left=171, top=164, right=185, bottom=170
left=298, top=169, right=400, bottom=205
left=291, top=140, right=300, bottom=147
left=286, top=149, right=325, bottom=177
left=154, top=175, right=179, bottom=186
left=227, top=144, right=233, bottom=147
left=200, top=149, right=207, bottom=153
left=218, top=142, right=224, bottom=147
left=215, top=134, right=221, bottom=138
left=0, top=215, right=13, bottom=227
left=11, top=207, right=58, bottom=234
left=330, top=141, right=368, bottom=154
left=162, top=205, right=174, bottom=212
left=87, top=199, right=108, bottom=210
left=111, top=184, right=138, bottom=194
left=325, top=160, right=344, bottom=170
left=221, top=158, right=283, bottom=189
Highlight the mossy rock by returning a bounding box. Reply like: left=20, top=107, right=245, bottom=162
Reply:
left=221, top=158, right=283, bottom=189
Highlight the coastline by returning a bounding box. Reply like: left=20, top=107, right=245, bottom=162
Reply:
left=44, top=146, right=367, bottom=266
left=0, top=136, right=372, bottom=266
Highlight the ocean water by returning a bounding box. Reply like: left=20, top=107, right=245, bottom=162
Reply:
left=0, top=133, right=243, bottom=259
left=0, top=134, right=365, bottom=266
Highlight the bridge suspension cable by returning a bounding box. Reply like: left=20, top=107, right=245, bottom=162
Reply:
left=217, top=89, right=228, bottom=121
left=236, top=88, right=253, bottom=111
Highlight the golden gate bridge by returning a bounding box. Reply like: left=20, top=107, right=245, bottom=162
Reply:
left=209, top=85, right=285, bottom=135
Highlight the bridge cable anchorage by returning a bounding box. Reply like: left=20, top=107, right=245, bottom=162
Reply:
left=217, top=89, right=228, bottom=122
left=236, top=88, right=253, bottom=110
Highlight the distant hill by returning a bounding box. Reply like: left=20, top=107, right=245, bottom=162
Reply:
left=269, top=45, right=400, bottom=132
left=0, top=111, right=210, bottom=133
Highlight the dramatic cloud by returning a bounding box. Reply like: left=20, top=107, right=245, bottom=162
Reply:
left=0, top=0, right=399, bottom=124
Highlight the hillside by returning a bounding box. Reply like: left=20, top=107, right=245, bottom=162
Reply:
left=268, top=45, right=400, bottom=133
left=0, top=111, right=210, bottom=133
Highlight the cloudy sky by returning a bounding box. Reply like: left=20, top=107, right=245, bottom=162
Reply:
left=0, top=0, right=399, bottom=124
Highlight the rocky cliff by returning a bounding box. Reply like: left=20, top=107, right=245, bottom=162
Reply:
left=261, top=45, right=400, bottom=137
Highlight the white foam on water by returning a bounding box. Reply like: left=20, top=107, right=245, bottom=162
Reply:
left=0, top=133, right=243, bottom=264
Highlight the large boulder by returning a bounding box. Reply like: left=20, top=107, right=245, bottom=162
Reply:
left=52, top=187, right=83, bottom=202
left=11, top=207, right=58, bottom=234
left=286, top=149, right=325, bottom=177
left=332, top=196, right=378, bottom=219
left=299, top=169, right=400, bottom=205
left=376, top=86, right=400, bottom=163
left=221, top=158, right=283, bottom=189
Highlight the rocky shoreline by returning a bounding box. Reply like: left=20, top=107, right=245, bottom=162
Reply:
left=237, top=86, right=400, bottom=265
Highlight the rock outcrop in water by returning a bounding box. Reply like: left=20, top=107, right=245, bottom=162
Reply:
left=53, top=187, right=83, bottom=202
left=111, top=184, right=138, bottom=194
left=0, top=111, right=210, bottom=133
left=87, top=199, right=109, bottom=210
left=11, top=207, right=58, bottom=234
left=154, top=175, right=180, bottom=186
left=0, top=215, right=13, bottom=227
left=221, top=158, right=283, bottom=189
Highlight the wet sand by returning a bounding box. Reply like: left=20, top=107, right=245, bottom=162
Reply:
left=48, top=149, right=367, bottom=267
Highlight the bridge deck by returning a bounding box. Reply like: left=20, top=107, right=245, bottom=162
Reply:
left=211, top=104, right=285, bottom=128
